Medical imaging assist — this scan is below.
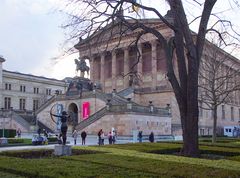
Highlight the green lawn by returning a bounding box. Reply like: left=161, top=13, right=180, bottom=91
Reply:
left=0, top=141, right=240, bottom=178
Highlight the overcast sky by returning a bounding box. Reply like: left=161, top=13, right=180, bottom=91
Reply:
left=0, top=0, right=77, bottom=80
left=0, top=0, right=239, bottom=80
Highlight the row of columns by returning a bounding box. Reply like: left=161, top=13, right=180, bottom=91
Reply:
left=89, top=40, right=159, bottom=90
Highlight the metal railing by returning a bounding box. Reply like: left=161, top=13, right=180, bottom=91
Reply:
left=75, top=103, right=171, bottom=131
left=117, top=87, right=134, bottom=97
left=11, top=111, right=31, bottom=130
left=76, top=107, right=107, bottom=131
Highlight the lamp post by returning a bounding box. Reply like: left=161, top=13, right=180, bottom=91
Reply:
left=106, top=99, right=111, bottom=111
left=1, top=108, right=5, bottom=138
left=166, top=104, right=171, bottom=116
left=127, top=98, right=132, bottom=110
left=149, top=101, right=154, bottom=113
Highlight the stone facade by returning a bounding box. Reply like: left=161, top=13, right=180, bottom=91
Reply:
left=75, top=19, right=240, bottom=136
left=0, top=62, right=67, bottom=111
left=0, top=57, right=67, bottom=131
left=84, top=114, right=171, bottom=136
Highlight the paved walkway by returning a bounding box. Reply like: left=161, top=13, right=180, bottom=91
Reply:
left=0, top=134, right=133, bottom=152
left=0, top=133, right=175, bottom=152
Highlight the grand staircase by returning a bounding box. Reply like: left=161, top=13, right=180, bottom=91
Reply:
left=33, top=88, right=170, bottom=132
left=75, top=107, right=108, bottom=131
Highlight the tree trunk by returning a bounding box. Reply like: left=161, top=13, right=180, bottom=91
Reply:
left=212, top=105, right=217, bottom=143
left=177, top=83, right=199, bottom=157
left=181, top=100, right=199, bottom=157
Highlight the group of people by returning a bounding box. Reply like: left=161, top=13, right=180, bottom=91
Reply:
left=138, top=131, right=155, bottom=143
left=37, top=128, right=49, bottom=137
left=72, top=130, right=87, bottom=145
left=98, top=129, right=117, bottom=146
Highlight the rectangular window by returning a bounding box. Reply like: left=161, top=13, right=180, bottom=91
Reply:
left=199, top=101, right=203, bottom=117
left=5, top=83, right=11, bottom=90
left=231, top=107, right=234, bottom=121
left=116, top=52, right=124, bottom=76
left=46, top=89, right=51, bottom=95
left=200, top=128, right=204, bottom=136
left=142, top=43, right=152, bottom=74
left=34, top=87, right=39, bottom=94
left=104, top=54, right=112, bottom=79
left=33, top=100, right=39, bottom=111
left=157, top=44, right=166, bottom=72
left=20, top=85, right=26, bottom=92
left=129, top=48, right=138, bottom=73
left=222, top=105, right=225, bottom=120
left=19, top=98, right=26, bottom=110
left=4, top=97, right=11, bottom=109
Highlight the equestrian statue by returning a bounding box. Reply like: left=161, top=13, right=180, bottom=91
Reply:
left=75, top=58, right=90, bottom=77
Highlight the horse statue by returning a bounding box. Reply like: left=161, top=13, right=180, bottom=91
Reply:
left=75, top=58, right=90, bottom=77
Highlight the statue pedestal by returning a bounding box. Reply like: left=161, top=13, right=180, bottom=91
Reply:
left=54, top=145, right=72, bottom=156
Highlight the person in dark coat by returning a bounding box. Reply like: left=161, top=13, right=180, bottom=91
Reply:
left=149, top=132, right=154, bottom=143
left=81, top=130, right=87, bottom=145
left=37, top=128, right=41, bottom=136
left=108, top=131, right=113, bottom=144
left=138, top=131, right=143, bottom=143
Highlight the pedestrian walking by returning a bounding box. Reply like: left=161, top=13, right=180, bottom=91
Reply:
left=149, top=132, right=154, bottom=143
left=138, top=131, right=143, bottom=143
left=101, top=131, right=105, bottom=145
left=112, top=130, right=116, bottom=144
left=72, top=130, right=78, bottom=145
left=81, top=130, right=87, bottom=145
left=37, top=128, right=41, bottom=136
left=43, top=129, right=48, bottom=138
left=98, top=129, right=103, bottom=146
left=108, top=131, right=113, bottom=144
left=17, top=128, right=21, bottom=138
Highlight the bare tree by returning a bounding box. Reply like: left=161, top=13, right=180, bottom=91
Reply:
left=199, top=37, right=240, bottom=143
left=62, top=0, right=240, bottom=157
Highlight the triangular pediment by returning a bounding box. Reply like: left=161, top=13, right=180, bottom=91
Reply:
left=74, top=18, right=170, bottom=56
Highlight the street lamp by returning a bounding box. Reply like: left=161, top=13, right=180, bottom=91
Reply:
left=106, top=99, right=111, bottom=111
left=149, top=101, right=154, bottom=113
left=166, top=104, right=171, bottom=116
left=0, top=108, right=6, bottom=138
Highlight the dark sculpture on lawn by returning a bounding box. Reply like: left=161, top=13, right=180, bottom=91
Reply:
left=75, top=58, right=90, bottom=77
left=50, top=108, right=70, bottom=145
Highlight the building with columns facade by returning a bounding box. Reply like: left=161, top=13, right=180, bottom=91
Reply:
left=1, top=18, right=239, bottom=137
left=74, top=19, right=240, bottom=136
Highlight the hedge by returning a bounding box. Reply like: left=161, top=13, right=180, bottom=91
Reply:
left=0, top=129, right=16, bottom=138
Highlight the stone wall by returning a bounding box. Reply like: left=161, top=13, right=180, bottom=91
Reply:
left=82, top=114, right=171, bottom=136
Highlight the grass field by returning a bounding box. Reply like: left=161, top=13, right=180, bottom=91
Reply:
left=0, top=139, right=240, bottom=177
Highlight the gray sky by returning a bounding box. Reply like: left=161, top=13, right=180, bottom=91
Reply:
left=0, top=0, right=77, bottom=80
left=0, top=0, right=239, bottom=80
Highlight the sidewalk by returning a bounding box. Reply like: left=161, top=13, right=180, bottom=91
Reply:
left=0, top=133, right=174, bottom=152
left=0, top=135, right=133, bottom=152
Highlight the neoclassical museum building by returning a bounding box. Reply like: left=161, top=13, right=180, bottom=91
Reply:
left=1, top=18, right=240, bottom=138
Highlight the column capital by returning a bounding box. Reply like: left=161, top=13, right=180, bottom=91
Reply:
left=137, top=43, right=143, bottom=49
left=122, top=46, right=129, bottom=51
left=100, top=52, right=106, bottom=58
left=111, top=49, right=117, bottom=55
left=150, top=40, right=158, bottom=46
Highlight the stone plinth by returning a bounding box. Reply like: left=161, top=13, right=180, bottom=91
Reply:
left=54, top=145, right=72, bottom=156
left=0, top=137, right=8, bottom=145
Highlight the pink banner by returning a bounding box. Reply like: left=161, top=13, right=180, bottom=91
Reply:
left=82, top=102, right=90, bottom=120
